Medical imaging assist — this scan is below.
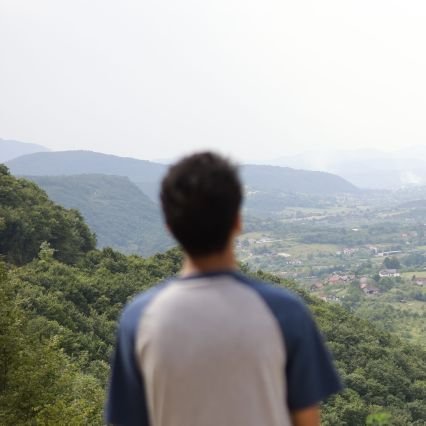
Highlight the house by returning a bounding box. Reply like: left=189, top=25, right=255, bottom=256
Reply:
left=412, top=277, right=426, bottom=286
left=360, top=281, right=380, bottom=295
left=310, top=282, right=324, bottom=291
left=367, top=246, right=378, bottom=255
left=277, top=252, right=291, bottom=258
left=343, top=248, right=359, bottom=256
left=363, top=285, right=380, bottom=295
left=359, top=276, right=369, bottom=285
left=376, top=250, right=402, bottom=257
left=379, top=269, right=400, bottom=278
left=327, top=275, right=342, bottom=284
left=287, top=260, right=302, bottom=265
left=325, top=295, right=340, bottom=302
left=325, top=274, right=355, bottom=285
left=339, top=274, right=354, bottom=282
left=360, top=278, right=380, bottom=294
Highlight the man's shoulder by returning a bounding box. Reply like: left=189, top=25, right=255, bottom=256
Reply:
left=232, top=272, right=309, bottom=317
left=232, top=272, right=316, bottom=347
left=119, top=280, right=170, bottom=333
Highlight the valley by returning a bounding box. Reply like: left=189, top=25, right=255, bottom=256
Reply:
left=240, top=188, right=426, bottom=347
left=1, top=144, right=426, bottom=424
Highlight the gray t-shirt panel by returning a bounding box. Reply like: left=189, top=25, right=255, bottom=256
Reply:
left=136, top=276, right=289, bottom=426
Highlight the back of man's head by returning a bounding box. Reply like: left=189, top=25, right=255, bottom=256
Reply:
left=160, top=152, right=243, bottom=257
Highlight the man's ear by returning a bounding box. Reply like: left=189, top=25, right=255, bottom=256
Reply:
left=234, top=212, right=242, bottom=235
left=165, top=222, right=173, bottom=236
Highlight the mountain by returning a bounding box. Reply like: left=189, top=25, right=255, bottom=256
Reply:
left=272, top=147, right=426, bottom=189
left=7, top=150, right=358, bottom=198
left=28, top=174, right=174, bottom=256
left=242, top=165, right=357, bottom=193
left=6, top=150, right=167, bottom=201
left=0, top=138, right=49, bottom=163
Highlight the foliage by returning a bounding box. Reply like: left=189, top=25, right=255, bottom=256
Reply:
left=3, top=245, right=426, bottom=424
left=0, top=263, right=103, bottom=425
left=30, top=174, right=174, bottom=256
left=366, top=412, right=392, bottom=426
left=0, top=166, right=95, bottom=265
left=383, top=256, right=401, bottom=270
left=402, top=253, right=426, bottom=267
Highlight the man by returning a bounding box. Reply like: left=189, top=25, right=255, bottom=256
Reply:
left=106, top=152, right=342, bottom=426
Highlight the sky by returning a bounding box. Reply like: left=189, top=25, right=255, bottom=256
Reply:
left=1, top=1, right=426, bottom=163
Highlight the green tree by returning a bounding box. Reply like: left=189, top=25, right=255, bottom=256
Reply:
left=366, top=412, right=392, bottom=425
left=0, top=167, right=96, bottom=265
left=0, top=263, right=103, bottom=424
left=383, top=257, right=401, bottom=270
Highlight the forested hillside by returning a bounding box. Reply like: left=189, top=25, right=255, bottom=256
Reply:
left=1, top=167, right=425, bottom=425
left=28, top=174, right=174, bottom=256
left=0, top=165, right=95, bottom=265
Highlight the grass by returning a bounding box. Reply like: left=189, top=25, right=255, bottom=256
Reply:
left=286, top=243, right=339, bottom=257
left=390, top=300, right=426, bottom=313
left=239, top=232, right=264, bottom=240
left=402, top=270, right=426, bottom=278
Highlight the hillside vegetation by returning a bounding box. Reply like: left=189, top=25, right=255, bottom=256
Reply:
left=28, top=174, right=173, bottom=256
left=0, top=167, right=425, bottom=424
left=0, top=165, right=95, bottom=265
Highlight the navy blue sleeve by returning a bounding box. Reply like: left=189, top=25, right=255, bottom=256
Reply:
left=105, top=297, right=150, bottom=426
left=281, top=300, right=342, bottom=410
left=235, top=273, right=342, bottom=411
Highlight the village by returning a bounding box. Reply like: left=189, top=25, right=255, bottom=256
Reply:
left=238, top=232, right=425, bottom=296
left=237, top=187, right=426, bottom=348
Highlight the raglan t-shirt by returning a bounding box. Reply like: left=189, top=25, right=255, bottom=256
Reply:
left=106, top=270, right=342, bottom=426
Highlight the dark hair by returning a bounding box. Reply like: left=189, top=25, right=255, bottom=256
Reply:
left=160, top=152, right=243, bottom=257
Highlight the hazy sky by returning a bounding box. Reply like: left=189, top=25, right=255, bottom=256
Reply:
left=1, top=1, right=426, bottom=162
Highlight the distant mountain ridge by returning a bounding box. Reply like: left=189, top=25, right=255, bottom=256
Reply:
left=0, top=138, right=49, bottom=163
left=29, top=174, right=173, bottom=256
left=271, top=147, right=426, bottom=189
left=6, top=150, right=358, bottom=197
left=242, top=164, right=357, bottom=193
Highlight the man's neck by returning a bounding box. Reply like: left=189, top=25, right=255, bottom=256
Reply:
left=180, top=246, right=238, bottom=277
